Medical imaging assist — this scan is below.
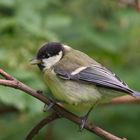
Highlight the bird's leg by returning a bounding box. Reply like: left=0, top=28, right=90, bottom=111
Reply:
left=80, top=101, right=99, bottom=131
left=36, top=90, right=55, bottom=112
left=43, top=102, right=55, bottom=112
left=80, top=106, right=93, bottom=131
left=43, top=99, right=56, bottom=112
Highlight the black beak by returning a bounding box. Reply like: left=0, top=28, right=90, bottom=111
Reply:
left=30, top=58, right=41, bottom=65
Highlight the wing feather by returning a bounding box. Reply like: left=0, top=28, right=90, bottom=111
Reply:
left=54, top=65, right=133, bottom=94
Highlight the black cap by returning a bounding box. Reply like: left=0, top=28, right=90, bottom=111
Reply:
left=37, top=42, right=64, bottom=60
left=36, top=42, right=64, bottom=70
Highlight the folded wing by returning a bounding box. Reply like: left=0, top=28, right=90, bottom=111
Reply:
left=54, top=64, right=133, bottom=94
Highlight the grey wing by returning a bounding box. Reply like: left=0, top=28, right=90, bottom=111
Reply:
left=54, top=65, right=133, bottom=94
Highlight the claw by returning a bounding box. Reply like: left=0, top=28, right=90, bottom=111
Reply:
left=47, top=102, right=55, bottom=110
left=43, top=102, right=55, bottom=112
left=79, top=106, right=94, bottom=131
left=80, top=117, right=87, bottom=131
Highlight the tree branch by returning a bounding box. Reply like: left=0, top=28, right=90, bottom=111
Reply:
left=0, top=106, right=18, bottom=114
left=26, top=112, right=60, bottom=140
left=0, top=68, right=132, bottom=140
left=111, top=95, right=140, bottom=105
left=118, top=0, right=140, bottom=12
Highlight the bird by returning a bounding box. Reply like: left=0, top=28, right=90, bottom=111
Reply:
left=30, top=42, right=140, bottom=129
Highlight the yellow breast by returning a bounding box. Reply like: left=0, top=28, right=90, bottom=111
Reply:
left=43, top=69, right=101, bottom=114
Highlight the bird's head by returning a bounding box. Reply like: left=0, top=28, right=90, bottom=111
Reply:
left=30, top=42, right=71, bottom=71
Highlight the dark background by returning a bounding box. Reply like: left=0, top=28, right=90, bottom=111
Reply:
left=0, top=0, right=140, bottom=140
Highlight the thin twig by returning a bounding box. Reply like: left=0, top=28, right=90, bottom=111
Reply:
left=0, top=69, right=130, bottom=140
left=0, top=69, right=15, bottom=80
left=111, top=95, right=140, bottom=105
left=26, top=113, right=60, bottom=140
left=0, top=106, right=18, bottom=114
left=118, top=0, right=140, bottom=12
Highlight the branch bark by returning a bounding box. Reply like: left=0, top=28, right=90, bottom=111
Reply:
left=26, top=112, right=60, bottom=140
left=111, top=95, right=140, bottom=104
left=0, top=106, right=18, bottom=114
left=118, top=0, right=140, bottom=12
left=0, top=68, right=134, bottom=140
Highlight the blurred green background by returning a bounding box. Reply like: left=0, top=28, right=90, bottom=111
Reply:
left=0, top=0, right=140, bottom=140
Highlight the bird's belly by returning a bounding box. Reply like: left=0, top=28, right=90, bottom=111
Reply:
left=44, top=70, right=124, bottom=114
left=47, top=78, right=101, bottom=104
left=44, top=70, right=101, bottom=114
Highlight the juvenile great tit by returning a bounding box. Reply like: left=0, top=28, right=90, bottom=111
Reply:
left=31, top=42, right=140, bottom=129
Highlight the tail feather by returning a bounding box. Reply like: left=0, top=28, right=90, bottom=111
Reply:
left=132, top=91, right=140, bottom=98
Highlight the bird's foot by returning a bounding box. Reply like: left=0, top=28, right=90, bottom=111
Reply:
left=79, top=116, right=87, bottom=131
left=43, top=101, right=55, bottom=112
left=79, top=106, right=94, bottom=131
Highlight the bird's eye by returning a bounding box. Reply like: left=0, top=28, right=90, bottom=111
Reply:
left=42, top=53, right=49, bottom=59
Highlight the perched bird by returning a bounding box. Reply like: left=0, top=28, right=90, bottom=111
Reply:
left=30, top=42, right=140, bottom=129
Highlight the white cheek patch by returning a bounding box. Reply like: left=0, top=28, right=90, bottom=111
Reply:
left=71, top=66, right=87, bottom=75
left=63, top=44, right=71, bottom=51
left=42, top=51, right=63, bottom=70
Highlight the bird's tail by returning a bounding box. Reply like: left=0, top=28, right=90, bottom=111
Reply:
left=132, top=91, right=140, bottom=98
